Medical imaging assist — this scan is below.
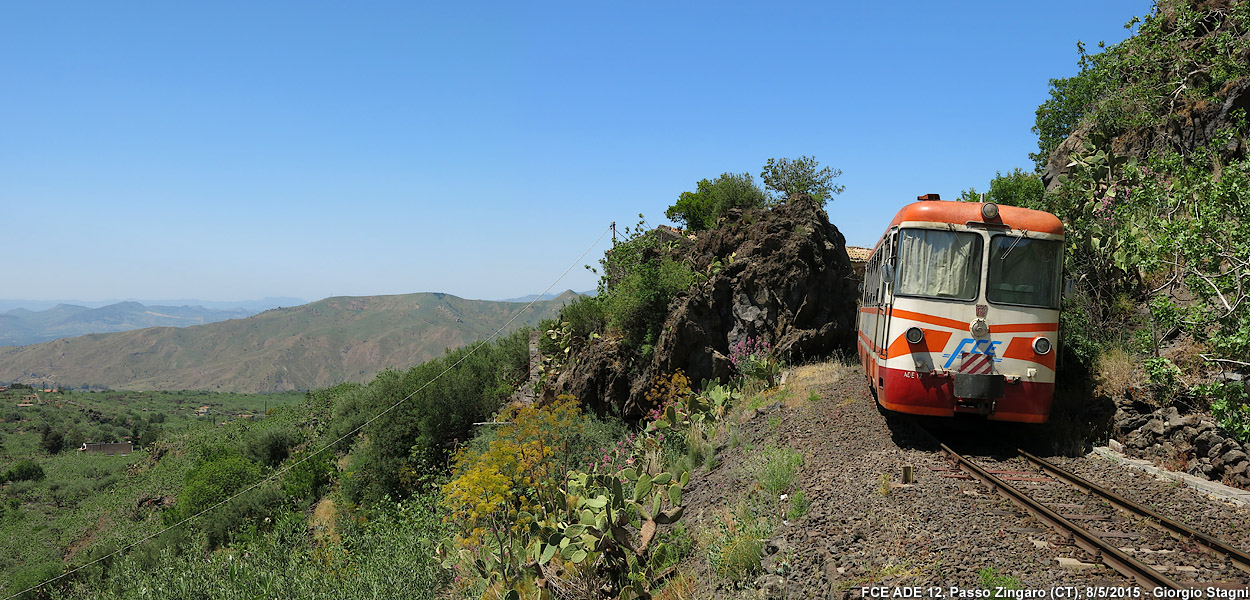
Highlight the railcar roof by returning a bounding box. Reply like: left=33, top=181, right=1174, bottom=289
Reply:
left=888, top=201, right=1064, bottom=236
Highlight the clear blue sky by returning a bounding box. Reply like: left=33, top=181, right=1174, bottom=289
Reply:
left=1, top=1, right=1151, bottom=304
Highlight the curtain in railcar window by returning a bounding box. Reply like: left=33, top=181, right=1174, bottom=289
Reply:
left=896, top=229, right=982, bottom=300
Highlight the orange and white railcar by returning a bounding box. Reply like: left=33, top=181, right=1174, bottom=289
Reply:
left=857, top=194, right=1065, bottom=423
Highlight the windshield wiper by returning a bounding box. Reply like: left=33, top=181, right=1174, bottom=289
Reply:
left=1000, top=231, right=1028, bottom=260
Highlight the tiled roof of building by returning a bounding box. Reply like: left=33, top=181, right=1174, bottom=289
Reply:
left=846, top=246, right=872, bottom=262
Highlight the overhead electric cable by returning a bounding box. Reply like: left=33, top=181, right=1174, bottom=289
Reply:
left=5, top=225, right=612, bottom=600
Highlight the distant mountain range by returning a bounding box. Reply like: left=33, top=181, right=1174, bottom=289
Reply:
left=0, top=302, right=264, bottom=347
left=0, top=297, right=304, bottom=313
left=500, top=289, right=596, bottom=303
left=0, top=291, right=578, bottom=393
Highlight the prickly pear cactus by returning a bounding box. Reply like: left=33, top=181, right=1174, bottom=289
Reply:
left=529, top=465, right=688, bottom=599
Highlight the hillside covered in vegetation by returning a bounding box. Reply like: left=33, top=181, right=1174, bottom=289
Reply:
left=7, top=1, right=1250, bottom=597
left=970, top=0, right=1250, bottom=446
left=0, top=292, right=573, bottom=393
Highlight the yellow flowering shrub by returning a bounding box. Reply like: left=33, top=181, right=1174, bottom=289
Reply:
left=441, top=396, right=585, bottom=593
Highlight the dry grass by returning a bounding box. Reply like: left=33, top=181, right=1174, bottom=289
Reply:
left=310, top=497, right=340, bottom=544
left=779, top=360, right=859, bottom=409
left=1094, top=347, right=1139, bottom=399
left=1161, top=337, right=1211, bottom=386
left=655, top=572, right=697, bottom=600
left=787, top=362, right=850, bottom=392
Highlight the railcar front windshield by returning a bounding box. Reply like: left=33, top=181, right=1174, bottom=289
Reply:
left=895, top=229, right=982, bottom=301
left=987, top=235, right=1063, bottom=309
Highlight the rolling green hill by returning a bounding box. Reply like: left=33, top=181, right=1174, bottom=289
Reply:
left=0, top=292, right=575, bottom=392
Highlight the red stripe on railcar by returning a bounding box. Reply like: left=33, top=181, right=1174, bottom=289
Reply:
left=884, top=330, right=953, bottom=359
left=989, top=322, right=1059, bottom=333
left=888, top=308, right=969, bottom=331
left=877, top=367, right=1052, bottom=423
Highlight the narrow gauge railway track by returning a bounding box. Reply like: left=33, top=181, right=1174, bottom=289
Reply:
left=938, top=443, right=1250, bottom=590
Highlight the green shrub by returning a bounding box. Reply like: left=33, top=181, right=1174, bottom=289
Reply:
left=50, top=479, right=95, bottom=507
left=1198, top=381, right=1250, bottom=444
left=785, top=490, right=810, bottom=521
left=603, top=254, right=697, bottom=350
left=666, top=172, right=768, bottom=231
left=593, top=219, right=699, bottom=351
left=758, top=447, right=802, bottom=496
left=760, top=156, right=844, bottom=204
left=344, top=328, right=530, bottom=504
left=652, top=523, right=694, bottom=572
left=9, top=561, right=61, bottom=600
left=1144, top=357, right=1183, bottom=405
left=39, top=426, right=64, bottom=454
left=245, top=427, right=300, bottom=468
left=202, top=484, right=284, bottom=549
left=172, top=452, right=262, bottom=524
left=131, top=526, right=191, bottom=572
left=281, top=450, right=335, bottom=507
left=706, top=504, right=771, bottom=582
left=983, top=168, right=1046, bottom=210
left=559, top=295, right=606, bottom=341
left=56, top=494, right=449, bottom=599
left=6, top=460, right=45, bottom=483
left=979, top=567, right=1024, bottom=595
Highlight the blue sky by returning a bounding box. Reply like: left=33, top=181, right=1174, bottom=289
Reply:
left=1, top=1, right=1150, bottom=304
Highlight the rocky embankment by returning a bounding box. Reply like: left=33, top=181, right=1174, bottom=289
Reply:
left=553, top=196, right=858, bottom=417
left=1116, top=403, right=1250, bottom=488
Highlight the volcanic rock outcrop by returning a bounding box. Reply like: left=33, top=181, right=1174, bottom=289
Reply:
left=553, top=195, right=859, bottom=417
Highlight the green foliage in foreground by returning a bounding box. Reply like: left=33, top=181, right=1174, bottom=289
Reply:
left=0, top=389, right=304, bottom=594
left=55, top=497, right=448, bottom=600
left=2, top=323, right=534, bottom=598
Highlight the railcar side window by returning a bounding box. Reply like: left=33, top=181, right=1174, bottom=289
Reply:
left=862, top=248, right=882, bottom=306
left=895, top=229, right=982, bottom=301
left=987, top=236, right=1063, bottom=308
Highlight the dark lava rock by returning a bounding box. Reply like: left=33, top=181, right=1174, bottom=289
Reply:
left=642, top=196, right=857, bottom=403
left=553, top=195, right=858, bottom=417
left=553, top=338, right=637, bottom=416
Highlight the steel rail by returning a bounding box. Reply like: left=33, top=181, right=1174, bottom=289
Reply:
left=1020, top=449, right=1250, bottom=576
left=939, top=443, right=1183, bottom=590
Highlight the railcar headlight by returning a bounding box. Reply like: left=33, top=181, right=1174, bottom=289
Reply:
left=982, top=202, right=1000, bottom=219
left=1032, top=336, right=1052, bottom=355
left=905, top=327, right=924, bottom=344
